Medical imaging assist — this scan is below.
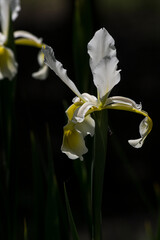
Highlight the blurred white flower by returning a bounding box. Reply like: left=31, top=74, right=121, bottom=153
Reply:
left=0, top=0, right=20, bottom=80
left=42, top=28, right=152, bottom=160
left=0, top=0, right=48, bottom=80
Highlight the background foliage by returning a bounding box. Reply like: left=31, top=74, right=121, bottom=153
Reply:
left=0, top=0, right=159, bottom=239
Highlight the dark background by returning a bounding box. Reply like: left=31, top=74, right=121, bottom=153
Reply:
left=12, top=0, right=159, bottom=239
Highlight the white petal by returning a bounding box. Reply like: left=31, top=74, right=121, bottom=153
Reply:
left=72, top=93, right=97, bottom=104
left=88, top=28, right=120, bottom=99
left=128, top=116, right=151, bottom=148
left=0, top=33, right=6, bottom=45
left=88, top=28, right=116, bottom=71
left=139, top=117, right=149, bottom=137
left=128, top=138, right=144, bottom=148
left=0, top=0, right=10, bottom=39
left=32, top=64, right=48, bottom=80
left=75, top=102, right=97, bottom=123
left=106, top=96, right=142, bottom=110
left=76, top=115, right=95, bottom=137
left=93, top=56, right=120, bottom=99
left=32, top=50, right=49, bottom=80
left=10, top=0, right=21, bottom=21
left=0, top=46, right=18, bottom=80
left=42, top=45, right=84, bottom=100
left=14, top=30, right=42, bottom=44
left=61, top=124, right=88, bottom=160
left=82, top=93, right=98, bottom=103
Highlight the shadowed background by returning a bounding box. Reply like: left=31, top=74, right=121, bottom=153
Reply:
left=7, top=0, right=159, bottom=239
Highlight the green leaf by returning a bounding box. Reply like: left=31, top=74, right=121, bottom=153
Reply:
left=45, top=126, right=61, bottom=240
left=24, top=219, right=28, bottom=240
left=64, top=184, right=80, bottom=240
left=73, top=0, right=93, bottom=93
left=73, top=159, right=92, bottom=236
left=30, top=132, right=45, bottom=240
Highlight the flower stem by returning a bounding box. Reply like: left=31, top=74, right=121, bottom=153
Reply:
left=91, top=110, right=108, bottom=240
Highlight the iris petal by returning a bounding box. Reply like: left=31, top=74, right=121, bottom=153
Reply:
left=61, top=123, right=88, bottom=160
left=75, top=102, right=98, bottom=123
left=76, top=115, right=95, bottom=137
left=32, top=51, right=49, bottom=80
left=10, top=0, right=21, bottom=21
left=0, top=0, right=10, bottom=39
left=0, top=46, right=18, bottom=80
left=42, top=45, right=84, bottom=101
left=128, top=116, right=152, bottom=148
left=88, top=28, right=120, bottom=99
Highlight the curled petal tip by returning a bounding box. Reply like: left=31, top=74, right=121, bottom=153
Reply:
left=128, top=138, right=144, bottom=148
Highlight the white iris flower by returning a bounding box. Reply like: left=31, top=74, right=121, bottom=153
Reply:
left=0, top=0, right=48, bottom=80
left=42, top=28, right=152, bottom=160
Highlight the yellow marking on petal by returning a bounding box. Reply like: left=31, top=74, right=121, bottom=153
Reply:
left=63, top=128, right=80, bottom=149
left=66, top=102, right=82, bottom=121
left=0, top=46, right=10, bottom=67
left=62, top=123, right=87, bottom=160
left=15, top=38, right=43, bottom=48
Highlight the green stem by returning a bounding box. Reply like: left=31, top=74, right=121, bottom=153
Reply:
left=91, top=111, right=108, bottom=240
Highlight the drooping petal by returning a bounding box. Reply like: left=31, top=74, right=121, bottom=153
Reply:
left=32, top=51, right=49, bottom=80
left=88, top=28, right=120, bottom=100
left=128, top=138, right=144, bottom=148
left=128, top=116, right=152, bottom=148
left=42, top=45, right=85, bottom=101
left=0, top=46, right=18, bottom=80
left=32, top=64, right=48, bottom=80
left=75, top=115, right=95, bottom=137
left=10, top=0, right=21, bottom=21
left=61, top=123, right=88, bottom=160
left=14, top=32, right=49, bottom=79
left=14, top=30, right=42, bottom=45
left=105, top=96, right=142, bottom=110
left=105, top=100, right=152, bottom=148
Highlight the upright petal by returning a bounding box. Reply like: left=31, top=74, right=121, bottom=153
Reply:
left=61, top=122, right=88, bottom=160
left=0, top=0, right=10, bottom=39
left=42, top=45, right=85, bottom=101
left=88, top=28, right=120, bottom=100
left=105, top=99, right=152, bottom=148
left=10, top=0, right=21, bottom=21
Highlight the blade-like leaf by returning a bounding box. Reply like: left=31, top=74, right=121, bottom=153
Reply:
left=64, top=183, right=80, bottom=240
left=73, top=0, right=93, bottom=93
left=45, top=126, right=61, bottom=240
